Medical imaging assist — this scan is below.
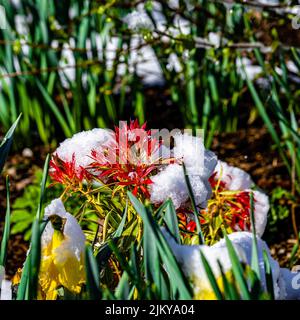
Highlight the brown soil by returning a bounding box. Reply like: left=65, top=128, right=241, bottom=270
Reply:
left=0, top=145, right=49, bottom=277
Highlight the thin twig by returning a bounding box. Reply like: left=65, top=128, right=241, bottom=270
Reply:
left=211, top=0, right=291, bottom=9
left=0, top=60, right=100, bottom=79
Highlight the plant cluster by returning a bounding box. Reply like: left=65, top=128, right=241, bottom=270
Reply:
left=1, top=119, right=298, bottom=300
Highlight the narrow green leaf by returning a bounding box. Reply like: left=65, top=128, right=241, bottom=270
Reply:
left=85, top=245, right=101, bottom=300
left=0, top=176, right=11, bottom=266
left=37, top=154, right=50, bottom=220
left=263, top=250, right=275, bottom=300
left=95, top=241, right=114, bottom=271
left=289, top=234, right=300, bottom=268
left=114, top=199, right=128, bottom=238
left=0, top=114, right=22, bottom=174
left=115, top=271, right=130, bottom=300
left=28, top=218, right=41, bottom=300
left=186, top=57, right=199, bottom=129
left=128, top=192, right=192, bottom=299
left=200, top=250, right=223, bottom=300
left=36, top=80, right=72, bottom=138
left=217, top=260, right=240, bottom=300
left=241, top=59, right=290, bottom=173
left=182, top=163, right=204, bottom=244
left=249, top=192, right=261, bottom=281
left=143, top=219, right=163, bottom=297
left=163, top=199, right=181, bottom=244
left=16, top=257, right=30, bottom=300
left=222, top=229, right=251, bottom=300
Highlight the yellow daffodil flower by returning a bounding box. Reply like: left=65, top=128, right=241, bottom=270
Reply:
left=38, top=199, right=86, bottom=300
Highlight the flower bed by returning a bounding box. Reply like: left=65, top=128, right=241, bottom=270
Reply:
left=1, top=119, right=299, bottom=300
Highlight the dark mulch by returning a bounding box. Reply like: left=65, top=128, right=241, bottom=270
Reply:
left=0, top=145, right=49, bottom=277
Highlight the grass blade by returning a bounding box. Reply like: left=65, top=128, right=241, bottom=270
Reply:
left=263, top=250, right=275, bottom=300
left=163, top=199, right=181, bottom=244
left=222, top=229, right=251, bottom=300
left=217, top=260, right=240, bottom=300
left=114, top=199, right=128, bottom=238
left=182, top=163, right=204, bottom=244
left=249, top=192, right=261, bottom=281
left=0, top=176, right=11, bottom=266
left=143, top=217, right=163, bottom=298
left=36, top=80, right=72, bottom=138
left=199, top=250, right=223, bottom=300
left=16, top=257, right=30, bottom=300
left=85, top=245, right=101, bottom=300
left=115, top=271, right=130, bottom=300
left=28, top=218, right=41, bottom=300
left=289, top=232, right=300, bottom=268
left=36, top=154, right=50, bottom=220
left=128, top=192, right=192, bottom=299
left=0, top=114, right=22, bottom=174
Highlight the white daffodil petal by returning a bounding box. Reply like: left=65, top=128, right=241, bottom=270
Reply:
left=43, top=198, right=86, bottom=260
